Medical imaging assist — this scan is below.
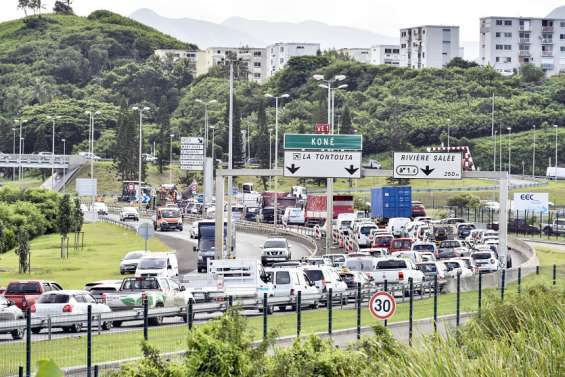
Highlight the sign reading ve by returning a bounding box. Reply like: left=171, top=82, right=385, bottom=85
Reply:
left=314, top=123, right=330, bottom=134
left=393, top=152, right=462, bottom=180
left=284, top=134, right=362, bottom=151
left=369, top=291, right=396, bottom=320
left=180, top=137, right=204, bottom=171
left=283, top=151, right=361, bottom=178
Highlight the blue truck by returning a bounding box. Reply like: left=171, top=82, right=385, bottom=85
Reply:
left=370, top=186, right=412, bottom=219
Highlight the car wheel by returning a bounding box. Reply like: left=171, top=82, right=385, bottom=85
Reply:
left=31, top=327, right=42, bottom=334
left=101, top=321, right=112, bottom=331
left=113, top=321, right=123, bottom=327
left=11, top=328, right=24, bottom=340
left=148, top=316, right=164, bottom=326
left=120, top=271, right=125, bottom=275
left=278, top=305, right=287, bottom=312
left=310, top=301, right=319, bottom=309
left=70, top=323, right=82, bottom=333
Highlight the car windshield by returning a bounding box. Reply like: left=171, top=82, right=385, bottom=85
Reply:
left=161, top=210, right=180, bottom=218
left=264, top=240, right=287, bottom=249
left=304, top=270, right=324, bottom=282
left=444, top=262, right=461, bottom=270
left=340, top=220, right=352, bottom=228
left=138, top=258, right=166, bottom=269
left=332, top=255, right=345, bottom=263
left=375, top=237, right=392, bottom=246
left=472, top=253, right=492, bottom=260
left=413, top=244, right=434, bottom=252
left=122, top=278, right=159, bottom=290
left=345, top=258, right=374, bottom=272
left=38, top=294, right=69, bottom=304
left=441, top=241, right=459, bottom=248
left=376, top=260, right=407, bottom=269
left=392, top=240, right=411, bottom=249
left=125, top=252, right=144, bottom=260
left=6, top=282, right=40, bottom=294
left=360, top=226, right=376, bottom=235
left=418, top=264, right=437, bottom=273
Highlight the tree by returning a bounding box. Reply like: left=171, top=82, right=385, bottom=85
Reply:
left=57, top=194, right=73, bottom=258
left=521, top=64, right=545, bottom=83
left=114, top=106, right=139, bottom=181
left=446, top=57, right=479, bottom=69
left=53, top=0, right=73, bottom=14
left=15, top=228, right=30, bottom=273
left=17, top=0, right=30, bottom=16
left=156, top=95, right=171, bottom=174
left=254, top=99, right=270, bottom=190
left=447, top=193, right=481, bottom=208
left=340, top=105, right=354, bottom=134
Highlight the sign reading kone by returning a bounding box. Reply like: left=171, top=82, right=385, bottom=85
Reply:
left=284, top=134, right=362, bottom=150
left=393, top=152, right=462, bottom=180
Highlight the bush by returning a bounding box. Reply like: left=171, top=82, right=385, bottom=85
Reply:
left=446, top=193, right=481, bottom=208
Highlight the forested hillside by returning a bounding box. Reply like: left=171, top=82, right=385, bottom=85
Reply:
left=0, top=9, right=564, bottom=177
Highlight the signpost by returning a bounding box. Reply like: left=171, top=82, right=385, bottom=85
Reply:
left=284, top=134, right=362, bottom=151
left=137, top=222, right=155, bottom=252
left=393, top=152, right=462, bottom=179
left=180, top=137, right=204, bottom=171
left=369, top=291, right=396, bottom=320
left=283, top=151, right=361, bottom=178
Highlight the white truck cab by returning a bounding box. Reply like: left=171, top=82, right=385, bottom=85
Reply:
left=135, top=252, right=178, bottom=278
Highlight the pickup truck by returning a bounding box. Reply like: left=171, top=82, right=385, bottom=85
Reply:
left=3, top=281, right=63, bottom=311
left=542, top=219, right=565, bottom=236
left=371, top=257, right=424, bottom=294
left=105, top=276, right=193, bottom=326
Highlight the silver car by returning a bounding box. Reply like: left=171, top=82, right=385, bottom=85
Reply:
left=0, top=295, right=25, bottom=339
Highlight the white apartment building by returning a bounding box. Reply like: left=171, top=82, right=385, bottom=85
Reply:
left=338, top=48, right=371, bottom=64
left=400, top=25, right=461, bottom=69
left=266, top=42, right=321, bottom=77
left=370, top=45, right=401, bottom=66
left=479, top=17, right=565, bottom=76
left=205, top=47, right=268, bottom=83
left=153, top=49, right=208, bottom=76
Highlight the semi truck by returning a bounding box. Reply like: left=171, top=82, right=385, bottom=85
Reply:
left=304, top=194, right=354, bottom=227
left=193, top=220, right=235, bottom=273
left=259, top=192, right=297, bottom=223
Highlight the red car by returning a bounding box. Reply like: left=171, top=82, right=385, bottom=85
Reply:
left=372, top=235, right=394, bottom=251
left=389, top=238, right=413, bottom=255
left=3, top=280, right=63, bottom=311
left=412, top=201, right=427, bottom=217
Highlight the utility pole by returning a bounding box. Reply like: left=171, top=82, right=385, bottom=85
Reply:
left=227, top=62, right=234, bottom=258
left=133, top=106, right=150, bottom=204
left=169, top=133, right=174, bottom=184
left=532, top=124, right=536, bottom=178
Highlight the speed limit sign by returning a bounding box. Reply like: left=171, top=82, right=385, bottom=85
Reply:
left=369, top=291, right=396, bottom=320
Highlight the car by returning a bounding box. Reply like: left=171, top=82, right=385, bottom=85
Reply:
left=83, top=280, right=122, bottom=301
left=456, top=223, right=476, bottom=239
left=442, top=259, right=474, bottom=278
left=264, top=267, right=321, bottom=311
left=119, top=207, right=139, bottom=221
left=135, top=252, right=179, bottom=278
left=91, top=202, right=108, bottom=215
left=411, top=242, right=438, bottom=256
left=303, top=257, right=332, bottom=266
left=153, top=207, right=183, bottom=231
left=508, top=219, right=541, bottom=235
left=416, top=261, right=448, bottom=288
left=190, top=220, right=201, bottom=239
left=303, top=266, right=348, bottom=299
left=0, top=295, right=25, bottom=339
left=3, top=280, right=63, bottom=311
left=412, top=202, right=427, bottom=217
left=31, top=290, right=112, bottom=333
left=78, top=152, right=101, bottom=160
left=389, top=238, right=413, bottom=255
left=119, top=251, right=148, bottom=275
left=261, top=238, right=291, bottom=266
left=339, top=270, right=370, bottom=297
left=470, top=251, right=500, bottom=273
left=325, top=254, right=347, bottom=267
left=387, top=218, right=411, bottom=237
left=437, top=240, right=469, bottom=259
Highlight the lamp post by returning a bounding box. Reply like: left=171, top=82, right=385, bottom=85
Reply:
left=554, top=124, right=559, bottom=181
left=507, top=127, right=512, bottom=174
left=195, top=99, right=218, bottom=211
left=312, top=73, right=346, bottom=255
left=15, top=118, right=27, bottom=181
left=265, top=93, right=290, bottom=226
left=330, top=85, right=348, bottom=135
left=47, top=115, right=62, bottom=190
left=447, top=118, right=451, bottom=148
left=85, top=110, right=101, bottom=185
left=268, top=128, right=273, bottom=190
left=11, top=127, right=16, bottom=181
left=522, top=160, right=525, bottom=177
left=132, top=106, right=150, bottom=203
left=532, top=124, right=536, bottom=178
left=61, top=138, right=66, bottom=192
left=491, top=93, right=495, bottom=166
left=494, top=130, right=497, bottom=172
left=169, top=133, right=174, bottom=184
left=210, top=127, right=216, bottom=166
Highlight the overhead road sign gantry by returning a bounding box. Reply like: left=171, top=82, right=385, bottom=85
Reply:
left=393, top=152, right=462, bottom=180
left=283, top=150, right=361, bottom=178
left=284, top=133, right=362, bottom=151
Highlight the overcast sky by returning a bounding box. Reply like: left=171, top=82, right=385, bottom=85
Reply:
left=2, top=0, right=563, bottom=41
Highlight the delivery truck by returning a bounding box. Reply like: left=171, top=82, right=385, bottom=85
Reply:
left=304, top=194, right=354, bottom=227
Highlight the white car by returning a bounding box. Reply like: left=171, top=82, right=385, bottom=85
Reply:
left=261, top=238, right=291, bottom=266
left=303, top=266, right=348, bottom=299
left=471, top=251, right=500, bottom=273
left=387, top=217, right=411, bottom=237
left=0, top=295, right=25, bottom=339
left=91, top=202, right=108, bottom=215
left=442, top=259, right=474, bottom=278
left=190, top=221, right=200, bottom=239
left=119, top=251, right=148, bottom=274
left=31, top=290, right=112, bottom=333
left=120, top=207, right=139, bottom=221
left=79, top=152, right=101, bottom=160
left=264, top=267, right=321, bottom=311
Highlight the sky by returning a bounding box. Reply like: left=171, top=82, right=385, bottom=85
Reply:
left=2, top=0, right=564, bottom=41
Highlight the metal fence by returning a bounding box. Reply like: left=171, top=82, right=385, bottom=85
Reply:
left=1, top=264, right=563, bottom=377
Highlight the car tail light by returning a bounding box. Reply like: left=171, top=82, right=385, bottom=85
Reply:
left=63, top=304, right=73, bottom=313
left=290, top=289, right=295, bottom=297
left=30, top=304, right=36, bottom=313
left=398, top=271, right=405, bottom=281
left=21, top=297, right=27, bottom=309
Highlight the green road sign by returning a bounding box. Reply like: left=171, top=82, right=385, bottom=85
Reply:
left=284, top=133, right=362, bottom=151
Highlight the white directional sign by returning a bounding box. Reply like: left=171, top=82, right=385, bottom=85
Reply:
left=393, top=152, right=462, bottom=180
left=283, top=151, right=361, bottom=178
left=180, top=137, right=204, bottom=171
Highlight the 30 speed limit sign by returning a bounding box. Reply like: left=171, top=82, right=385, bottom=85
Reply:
left=369, top=291, right=396, bottom=320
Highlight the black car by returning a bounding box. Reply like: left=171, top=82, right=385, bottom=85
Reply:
left=508, top=219, right=541, bottom=235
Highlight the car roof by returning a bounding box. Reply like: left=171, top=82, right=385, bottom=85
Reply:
left=41, top=290, right=88, bottom=295
left=8, top=280, right=57, bottom=284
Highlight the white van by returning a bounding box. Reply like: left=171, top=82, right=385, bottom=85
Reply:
left=355, top=222, right=379, bottom=248
left=282, top=207, right=305, bottom=226
left=303, top=266, right=348, bottom=297
left=387, top=217, right=411, bottom=237
left=135, top=252, right=179, bottom=278
left=264, top=267, right=321, bottom=311
left=336, top=213, right=356, bottom=230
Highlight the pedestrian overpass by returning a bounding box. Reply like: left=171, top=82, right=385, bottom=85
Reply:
left=0, top=154, right=84, bottom=169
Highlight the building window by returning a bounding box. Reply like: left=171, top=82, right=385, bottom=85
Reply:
left=496, top=44, right=503, bottom=50
left=561, top=34, right=565, bottom=40
left=280, top=58, right=284, bottom=63
left=504, top=45, right=512, bottom=50
left=385, top=48, right=392, bottom=53
left=280, top=47, right=284, bottom=52
left=495, top=57, right=500, bottom=62
left=505, top=57, right=512, bottom=63
left=253, top=62, right=261, bottom=67
left=443, top=41, right=451, bottom=44
left=496, top=32, right=501, bottom=37
left=254, top=73, right=261, bottom=78
left=496, top=20, right=503, bottom=25
left=297, top=46, right=304, bottom=49
left=561, top=21, right=565, bottom=28
left=253, top=51, right=262, bottom=57
left=442, top=28, right=451, bottom=32
left=561, top=46, right=565, bottom=52
left=393, top=49, right=399, bottom=53
left=504, top=20, right=512, bottom=26
left=401, top=44, right=406, bottom=48
left=504, top=32, right=512, bottom=38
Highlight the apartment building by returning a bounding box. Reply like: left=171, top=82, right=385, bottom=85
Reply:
left=338, top=48, right=371, bottom=64
left=153, top=49, right=208, bottom=76
left=266, top=42, right=321, bottom=77
left=205, top=47, right=268, bottom=83
left=479, top=17, right=565, bottom=76
left=400, top=25, right=460, bottom=69
left=370, top=45, right=401, bottom=66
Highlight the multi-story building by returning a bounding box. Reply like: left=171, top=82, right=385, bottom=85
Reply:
left=266, top=43, right=321, bottom=77
left=479, top=17, right=565, bottom=76
left=153, top=49, right=208, bottom=77
left=338, top=48, right=371, bottom=64
left=205, top=47, right=267, bottom=83
left=400, top=25, right=460, bottom=69
left=370, top=45, right=401, bottom=66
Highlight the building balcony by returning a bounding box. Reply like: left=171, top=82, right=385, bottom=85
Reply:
left=519, top=38, right=531, bottom=43
left=542, top=26, right=554, bottom=32
left=542, top=51, right=553, bottom=57
left=519, top=50, right=531, bottom=57
left=541, top=38, right=553, bottom=44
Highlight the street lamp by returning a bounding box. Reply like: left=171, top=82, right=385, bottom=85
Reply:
left=447, top=118, right=451, bottom=148
left=331, top=84, right=347, bottom=134
left=532, top=124, right=536, bottom=178
left=312, top=74, right=346, bottom=254
left=265, top=93, right=290, bottom=226
left=15, top=118, right=27, bottom=181
left=169, top=133, right=175, bottom=184
left=11, top=128, right=16, bottom=181
left=195, top=99, right=218, bottom=211
left=507, top=127, right=512, bottom=174
left=84, top=110, right=101, bottom=181
left=554, top=124, right=559, bottom=180
left=47, top=115, right=62, bottom=190
left=132, top=106, right=150, bottom=203
left=61, top=138, right=66, bottom=192
left=494, top=130, right=497, bottom=172
left=268, top=128, right=273, bottom=190
left=209, top=126, right=216, bottom=166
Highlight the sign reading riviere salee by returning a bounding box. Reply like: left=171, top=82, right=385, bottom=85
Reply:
left=284, top=134, right=362, bottom=151
left=393, top=152, right=462, bottom=180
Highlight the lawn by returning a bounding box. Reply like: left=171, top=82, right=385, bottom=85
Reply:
left=535, top=245, right=565, bottom=267
left=0, top=223, right=170, bottom=289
